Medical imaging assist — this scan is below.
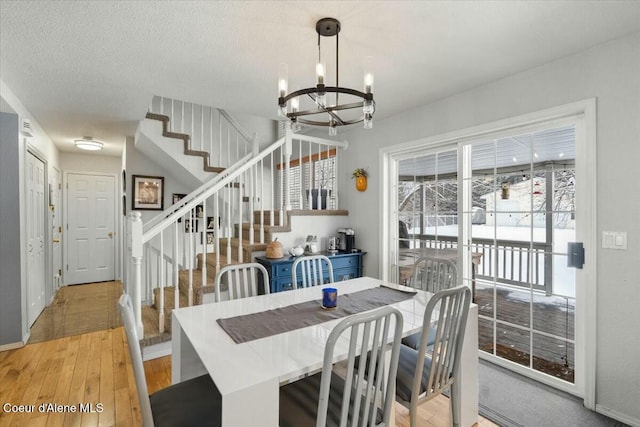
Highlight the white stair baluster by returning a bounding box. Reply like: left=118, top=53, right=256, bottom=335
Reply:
left=210, top=107, right=214, bottom=164
left=237, top=172, right=243, bottom=262
left=259, top=158, right=264, bottom=244
left=215, top=194, right=220, bottom=274
left=227, top=179, right=232, bottom=264
left=188, top=208, right=193, bottom=306
left=174, top=221, right=179, bottom=310
left=202, top=200, right=207, bottom=295
left=159, top=230, right=165, bottom=333
left=249, top=165, right=254, bottom=245
left=270, top=152, right=274, bottom=227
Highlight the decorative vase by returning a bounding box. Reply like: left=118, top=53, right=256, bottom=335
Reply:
left=356, top=176, right=367, bottom=192
left=306, top=189, right=329, bottom=209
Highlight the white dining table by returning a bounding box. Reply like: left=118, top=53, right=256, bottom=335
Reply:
left=171, top=276, right=478, bottom=427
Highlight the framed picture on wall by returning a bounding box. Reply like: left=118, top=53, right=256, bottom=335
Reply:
left=201, top=232, right=214, bottom=245
left=172, top=193, right=186, bottom=205
left=132, top=175, right=164, bottom=210
left=184, top=219, right=198, bottom=233
left=206, top=216, right=220, bottom=230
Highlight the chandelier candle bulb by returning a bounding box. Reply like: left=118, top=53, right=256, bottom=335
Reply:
left=364, top=73, right=374, bottom=94
left=278, top=79, right=288, bottom=98
left=316, top=63, right=325, bottom=85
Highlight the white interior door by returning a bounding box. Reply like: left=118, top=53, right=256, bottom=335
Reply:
left=26, top=151, right=46, bottom=327
left=66, top=173, right=116, bottom=285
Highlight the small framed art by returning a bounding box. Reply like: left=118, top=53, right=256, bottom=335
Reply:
left=132, top=175, right=164, bottom=210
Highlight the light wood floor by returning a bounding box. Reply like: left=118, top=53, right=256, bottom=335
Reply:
left=1, top=327, right=497, bottom=427
left=28, top=281, right=123, bottom=344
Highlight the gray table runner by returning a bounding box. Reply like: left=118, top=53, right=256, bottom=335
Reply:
left=217, top=286, right=417, bottom=344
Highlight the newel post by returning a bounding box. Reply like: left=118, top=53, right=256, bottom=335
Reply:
left=128, top=211, right=144, bottom=337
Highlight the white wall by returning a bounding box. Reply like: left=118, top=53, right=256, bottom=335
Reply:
left=125, top=136, right=194, bottom=223
left=339, top=33, right=640, bottom=424
left=60, top=151, right=122, bottom=175
left=265, top=215, right=352, bottom=254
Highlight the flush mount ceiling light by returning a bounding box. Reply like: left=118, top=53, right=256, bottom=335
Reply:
left=277, top=17, right=375, bottom=136
left=74, top=136, right=103, bottom=151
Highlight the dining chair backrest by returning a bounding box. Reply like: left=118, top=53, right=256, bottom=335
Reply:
left=410, top=256, right=457, bottom=293
left=292, top=255, right=334, bottom=289
left=280, top=305, right=404, bottom=427
left=319, top=305, right=403, bottom=427
left=402, top=285, right=471, bottom=427
left=118, top=293, right=155, bottom=426
left=214, top=262, right=270, bottom=302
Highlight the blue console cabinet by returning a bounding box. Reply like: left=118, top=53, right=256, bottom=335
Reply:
left=255, top=251, right=366, bottom=293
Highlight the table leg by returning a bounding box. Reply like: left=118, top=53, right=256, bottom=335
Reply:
left=172, top=316, right=207, bottom=384
left=457, top=304, right=479, bottom=427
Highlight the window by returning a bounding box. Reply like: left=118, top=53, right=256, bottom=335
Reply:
left=277, top=149, right=337, bottom=210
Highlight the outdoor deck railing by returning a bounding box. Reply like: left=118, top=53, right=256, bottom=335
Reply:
left=404, top=233, right=551, bottom=293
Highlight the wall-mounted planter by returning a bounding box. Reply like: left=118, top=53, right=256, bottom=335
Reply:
left=355, top=176, right=367, bottom=192
left=352, top=168, right=368, bottom=192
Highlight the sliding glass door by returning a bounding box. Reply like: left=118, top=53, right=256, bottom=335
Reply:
left=462, top=125, right=577, bottom=387
left=384, top=108, right=593, bottom=398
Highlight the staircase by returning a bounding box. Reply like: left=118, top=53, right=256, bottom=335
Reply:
left=126, top=96, right=349, bottom=353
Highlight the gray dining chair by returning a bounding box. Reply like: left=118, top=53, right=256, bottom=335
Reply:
left=214, top=262, right=270, bottom=302
left=292, top=254, right=334, bottom=289
left=410, top=256, right=458, bottom=293
left=118, top=293, right=221, bottom=427
left=396, top=285, right=471, bottom=427
left=402, top=256, right=458, bottom=350
left=279, top=305, right=403, bottom=427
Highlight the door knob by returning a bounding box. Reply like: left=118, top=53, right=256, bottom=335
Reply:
left=108, top=232, right=114, bottom=238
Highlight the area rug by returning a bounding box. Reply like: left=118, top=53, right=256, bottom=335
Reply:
left=478, top=359, right=628, bottom=427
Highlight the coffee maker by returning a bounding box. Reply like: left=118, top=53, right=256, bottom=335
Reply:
left=337, top=228, right=355, bottom=252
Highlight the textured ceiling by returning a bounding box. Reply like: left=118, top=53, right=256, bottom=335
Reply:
left=1, top=1, right=639, bottom=157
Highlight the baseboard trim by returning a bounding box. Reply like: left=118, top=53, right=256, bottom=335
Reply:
left=142, top=340, right=171, bottom=361
left=0, top=340, right=25, bottom=352
left=595, top=404, right=640, bottom=427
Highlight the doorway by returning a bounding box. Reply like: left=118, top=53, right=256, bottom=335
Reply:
left=383, top=101, right=596, bottom=404
left=26, top=150, right=47, bottom=327
left=64, top=173, right=116, bottom=285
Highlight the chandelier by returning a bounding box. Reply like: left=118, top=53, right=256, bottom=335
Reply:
left=277, top=18, right=375, bottom=135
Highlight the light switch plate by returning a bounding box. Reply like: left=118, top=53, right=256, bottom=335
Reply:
left=602, top=231, right=627, bottom=250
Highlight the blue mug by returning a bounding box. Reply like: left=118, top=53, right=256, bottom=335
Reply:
left=322, top=287, right=338, bottom=309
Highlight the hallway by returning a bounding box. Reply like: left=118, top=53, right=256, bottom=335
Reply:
left=28, top=281, right=122, bottom=344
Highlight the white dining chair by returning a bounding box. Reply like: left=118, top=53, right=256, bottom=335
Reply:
left=402, top=256, right=458, bottom=350
left=117, top=293, right=221, bottom=427
left=214, top=262, right=270, bottom=302
left=292, top=254, right=334, bottom=289
left=395, top=285, right=471, bottom=427
left=279, top=305, right=403, bottom=427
